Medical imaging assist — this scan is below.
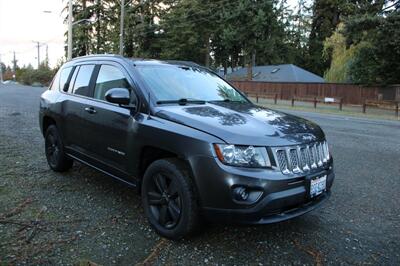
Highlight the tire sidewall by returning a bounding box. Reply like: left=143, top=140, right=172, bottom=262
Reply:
left=45, top=125, right=67, bottom=171
left=142, top=159, right=196, bottom=240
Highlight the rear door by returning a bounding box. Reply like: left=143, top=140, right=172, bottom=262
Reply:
left=82, top=62, right=137, bottom=176
left=60, top=64, right=97, bottom=155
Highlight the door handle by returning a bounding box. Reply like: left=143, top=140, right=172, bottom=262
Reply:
left=84, top=107, right=97, bottom=114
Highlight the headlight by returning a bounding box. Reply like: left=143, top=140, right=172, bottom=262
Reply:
left=213, top=144, right=271, bottom=168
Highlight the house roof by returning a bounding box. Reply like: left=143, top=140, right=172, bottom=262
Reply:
left=227, top=64, right=325, bottom=83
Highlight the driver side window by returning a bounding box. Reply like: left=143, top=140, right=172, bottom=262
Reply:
left=94, top=65, right=131, bottom=101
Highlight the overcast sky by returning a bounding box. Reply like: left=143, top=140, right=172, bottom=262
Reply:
left=0, top=0, right=298, bottom=69
left=0, top=0, right=65, bottom=68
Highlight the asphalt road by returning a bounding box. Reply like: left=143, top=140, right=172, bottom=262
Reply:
left=0, top=84, right=399, bottom=265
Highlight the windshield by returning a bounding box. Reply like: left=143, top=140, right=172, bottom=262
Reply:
left=136, top=65, right=248, bottom=103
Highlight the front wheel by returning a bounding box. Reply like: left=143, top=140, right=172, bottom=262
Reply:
left=45, top=125, right=73, bottom=172
left=141, top=158, right=200, bottom=240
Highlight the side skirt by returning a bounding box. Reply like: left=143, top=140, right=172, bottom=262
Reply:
left=67, top=153, right=138, bottom=189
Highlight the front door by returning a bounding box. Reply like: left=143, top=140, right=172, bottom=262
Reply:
left=82, top=63, right=137, bottom=176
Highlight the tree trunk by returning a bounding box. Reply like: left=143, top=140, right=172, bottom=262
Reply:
left=96, top=0, right=101, bottom=53
left=83, top=0, right=88, bottom=55
left=205, top=34, right=210, bottom=67
left=246, top=53, right=252, bottom=81
left=252, top=49, right=256, bottom=67
left=224, top=59, right=228, bottom=79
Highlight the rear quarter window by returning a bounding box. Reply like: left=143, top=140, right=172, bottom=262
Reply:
left=48, top=71, right=60, bottom=91
left=59, top=67, right=73, bottom=92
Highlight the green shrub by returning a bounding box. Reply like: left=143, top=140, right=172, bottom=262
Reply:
left=16, top=64, right=55, bottom=86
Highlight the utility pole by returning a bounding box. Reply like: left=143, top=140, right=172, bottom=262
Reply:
left=119, top=0, right=125, bottom=55
left=35, top=42, right=40, bottom=68
left=32, top=41, right=45, bottom=69
left=67, top=0, right=73, bottom=60
left=12, top=52, right=17, bottom=81
left=0, top=54, right=3, bottom=83
left=46, top=44, right=49, bottom=67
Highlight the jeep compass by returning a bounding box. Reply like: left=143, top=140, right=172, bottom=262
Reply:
left=39, top=55, right=334, bottom=239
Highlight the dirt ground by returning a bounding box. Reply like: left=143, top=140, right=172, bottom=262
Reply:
left=1, top=84, right=399, bottom=265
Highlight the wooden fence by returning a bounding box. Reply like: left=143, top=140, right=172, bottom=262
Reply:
left=231, top=81, right=400, bottom=105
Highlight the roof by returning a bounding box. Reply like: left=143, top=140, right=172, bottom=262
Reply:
left=215, top=67, right=237, bottom=77
left=68, top=54, right=201, bottom=68
left=227, top=64, right=325, bottom=83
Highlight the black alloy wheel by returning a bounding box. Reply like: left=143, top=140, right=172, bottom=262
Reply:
left=147, top=173, right=182, bottom=229
left=44, top=125, right=73, bottom=172
left=142, top=158, right=200, bottom=240
left=46, top=131, right=60, bottom=167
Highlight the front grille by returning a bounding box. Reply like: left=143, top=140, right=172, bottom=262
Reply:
left=272, top=141, right=330, bottom=175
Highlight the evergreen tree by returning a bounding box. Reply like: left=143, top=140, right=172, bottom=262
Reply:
left=307, top=0, right=342, bottom=76
left=347, top=10, right=400, bottom=84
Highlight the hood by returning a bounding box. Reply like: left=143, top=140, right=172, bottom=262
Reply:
left=154, top=102, right=325, bottom=146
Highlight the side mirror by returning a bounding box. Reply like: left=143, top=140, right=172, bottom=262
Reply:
left=105, top=88, right=131, bottom=105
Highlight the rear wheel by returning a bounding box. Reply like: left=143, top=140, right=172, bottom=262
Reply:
left=45, top=125, right=73, bottom=172
left=141, top=158, right=200, bottom=240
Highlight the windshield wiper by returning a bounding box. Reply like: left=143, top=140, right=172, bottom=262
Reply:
left=156, top=98, right=206, bottom=105
left=208, top=99, right=246, bottom=103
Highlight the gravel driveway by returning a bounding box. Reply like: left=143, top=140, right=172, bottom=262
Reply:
left=1, top=84, right=399, bottom=265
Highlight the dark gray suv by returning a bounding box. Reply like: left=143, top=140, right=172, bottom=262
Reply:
left=39, top=55, right=334, bottom=239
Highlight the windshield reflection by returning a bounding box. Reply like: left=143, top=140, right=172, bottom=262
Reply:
left=136, top=65, right=248, bottom=103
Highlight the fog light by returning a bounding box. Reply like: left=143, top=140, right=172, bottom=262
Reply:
left=233, top=186, right=249, bottom=201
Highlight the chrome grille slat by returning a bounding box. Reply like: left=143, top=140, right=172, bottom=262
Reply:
left=324, top=142, right=330, bottom=161
left=320, top=142, right=327, bottom=163
left=273, top=141, right=329, bottom=175
left=309, top=145, right=317, bottom=169
left=299, top=147, right=310, bottom=171
left=289, top=149, right=302, bottom=173
left=316, top=143, right=323, bottom=167
left=276, top=150, right=290, bottom=174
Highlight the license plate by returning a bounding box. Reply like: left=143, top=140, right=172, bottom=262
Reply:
left=310, top=175, right=327, bottom=197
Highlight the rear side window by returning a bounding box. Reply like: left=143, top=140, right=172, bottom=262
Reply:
left=72, top=65, right=95, bottom=96
left=59, top=67, right=73, bottom=92
left=94, top=65, right=131, bottom=101
left=49, top=70, right=60, bottom=91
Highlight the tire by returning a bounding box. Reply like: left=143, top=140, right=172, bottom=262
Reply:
left=45, top=125, right=73, bottom=172
left=141, top=158, right=200, bottom=240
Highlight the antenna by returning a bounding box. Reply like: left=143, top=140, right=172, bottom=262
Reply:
left=147, top=91, right=152, bottom=119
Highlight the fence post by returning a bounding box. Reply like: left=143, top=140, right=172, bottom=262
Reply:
left=396, top=102, right=399, bottom=117
left=274, top=94, right=277, bottom=104
left=314, top=97, right=317, bottom=109
left=339, top=98, right=343, bottom=111
left=256, top=94, right=259, bottom=103
left=363, top=100, right=366, bottom=113
left=291, top=98, right=295, bottom=107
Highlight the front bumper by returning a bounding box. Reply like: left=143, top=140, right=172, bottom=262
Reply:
left=203, top=188, right=331, bottom=224
left=190, top=155, right=334, bottom=224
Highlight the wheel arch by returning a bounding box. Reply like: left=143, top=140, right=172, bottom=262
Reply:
left=138, top=146, right=181, bottom=179
left=137, top=146, right=203, bottom=205
left=42, top=116, right=57, bottom=137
